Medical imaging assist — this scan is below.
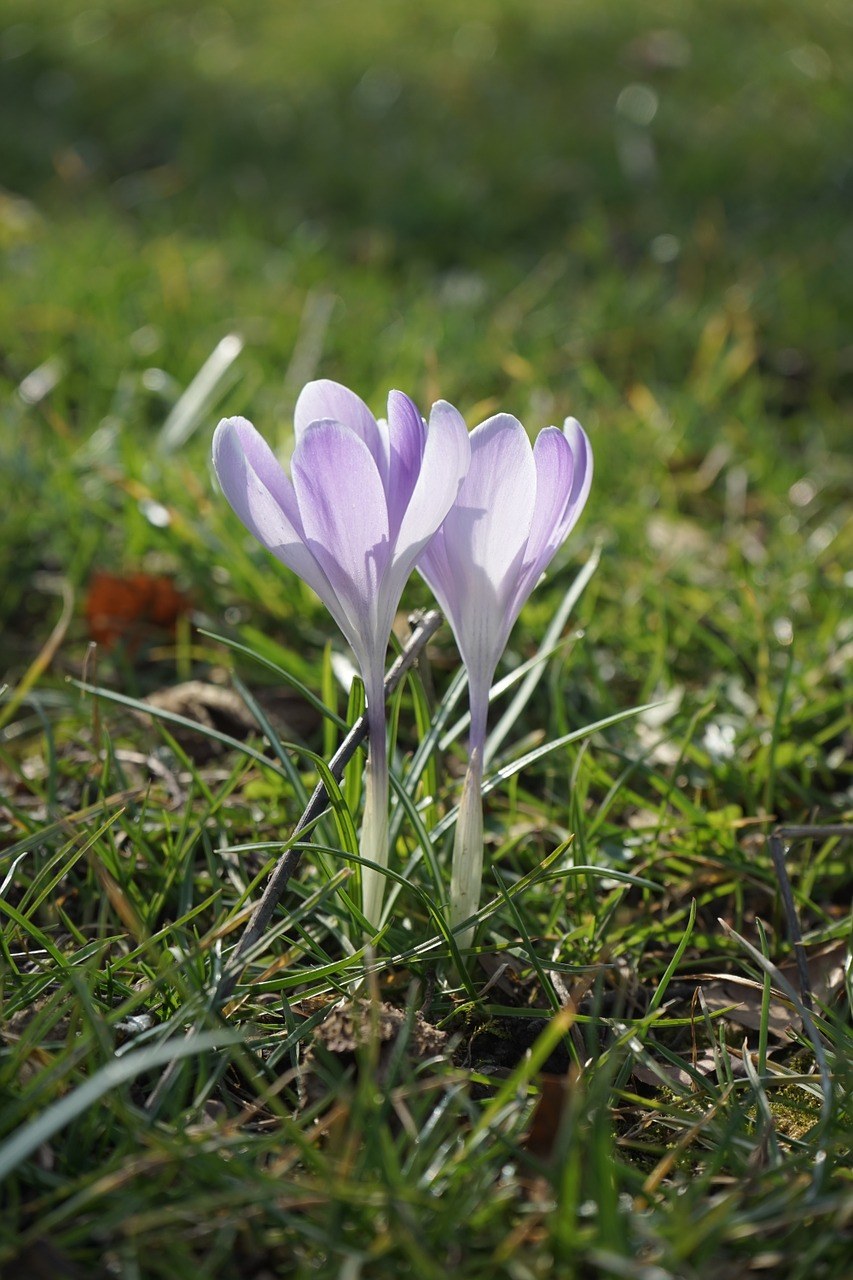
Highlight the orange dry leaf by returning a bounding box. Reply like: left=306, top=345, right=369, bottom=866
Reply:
left=85, top=571, right=190, bottom=650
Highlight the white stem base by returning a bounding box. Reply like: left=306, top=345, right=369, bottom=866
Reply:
left=360, top=694, right=389, bottom=931
left=450, top=747, right=484, bottom=950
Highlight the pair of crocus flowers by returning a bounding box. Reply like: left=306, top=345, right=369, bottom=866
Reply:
left=213, top=380, right=592, bottom=943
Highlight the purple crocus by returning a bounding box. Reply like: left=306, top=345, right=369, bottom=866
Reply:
left=419, top=411, right=592, bottom=944
left=213, top=380, right=471, bottom=926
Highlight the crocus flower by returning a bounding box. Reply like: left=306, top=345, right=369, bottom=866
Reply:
left=419, top=411, right=592, bottom=945
left=213, top=380, right=471, bottom=926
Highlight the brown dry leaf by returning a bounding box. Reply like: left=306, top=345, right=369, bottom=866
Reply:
left=792, top=939, right=848, bottom=1005
left=144, top=681, right=260, bottom=735
left=632, top=1050, right=722, bottom=1092
left=697, top=939, right=848, bottom=1039
left=523, top=1072, right=576, bottom=1159
left=141, top=681, right=317, bottom=758
left=698, top=973, right=798, bottom=1037
left=85, top=570, right=191, bottom=650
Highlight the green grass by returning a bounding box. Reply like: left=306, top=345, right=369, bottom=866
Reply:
left=1, top=0, right=851, bottom=1275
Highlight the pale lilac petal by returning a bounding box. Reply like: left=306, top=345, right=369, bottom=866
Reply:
left=392, top=399, right=470, bottom=569
left=422, top=543, right=517, bottom=698
left=294, top=379, right=388, bottom=481
left=561, top=417, right=593, bottom=533
left=385, top=390, right=427, bottom=538
left=508, top=418, right=593, bottom=619
left=447, top=413, right=536, bottom=592
left=519, top=426, right=576, bottom=579
left=291, top=420, right=391, bottom=650
left=214, top=416, right=303, bottom=531
left=419, top=413, right=536, bottom=691
left=212, top=417, right=342, bottom=613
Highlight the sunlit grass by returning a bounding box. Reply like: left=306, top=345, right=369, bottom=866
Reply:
left=1, top=0, right=851, bottom=1275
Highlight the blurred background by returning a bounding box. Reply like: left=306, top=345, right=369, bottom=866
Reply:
left=1, top=0, right=850, bottom=801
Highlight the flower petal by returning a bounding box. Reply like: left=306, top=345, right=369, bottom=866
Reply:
left=214, top=416, right=301, bottom=529
left=291, top=420, right=392, bottom=655
left=385, top=390, right=427, bottom=538
left=294, top=379, right=389, bottom=482
left=508, top=418, right=593, bottom=618
left=561, top=417, right=594, bottom=533
left=392, top=399, right=470, bottom=568
left=419, top=412, right=536, bottom=689
left=521, top=426, right=576, bottom=572
left=450, top=413, right=536, bottom=591
left=212, top=417, right=343, bottom=614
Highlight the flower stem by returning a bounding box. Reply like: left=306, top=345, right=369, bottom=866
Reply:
left=360, top=671, right=389, bottom=930
left=450, top=682, right=490, bottom=949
